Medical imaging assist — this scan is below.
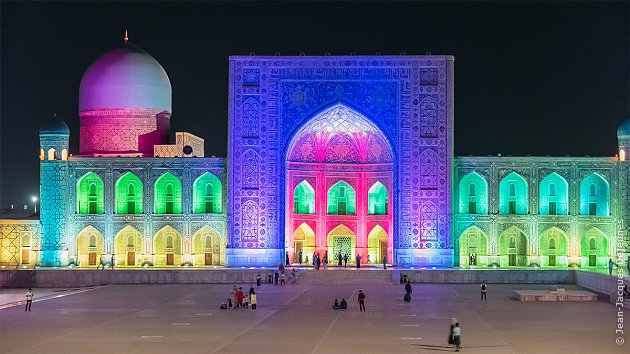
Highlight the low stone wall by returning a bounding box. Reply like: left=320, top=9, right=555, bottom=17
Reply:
left=0, top=269, right=276, bottom=288
left=397, top=269, right=576, bottom=284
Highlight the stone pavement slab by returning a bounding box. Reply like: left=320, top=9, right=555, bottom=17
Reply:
left=0, top=283, right=626, bottom=353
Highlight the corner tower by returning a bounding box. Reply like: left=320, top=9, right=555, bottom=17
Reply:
left=39, top=115, right=70, bottom=266
left=78, top=34, right=171, bottom=156
left=618, top=119, right=630, bottom=162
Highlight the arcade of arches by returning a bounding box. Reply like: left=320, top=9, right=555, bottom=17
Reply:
left=457, top=226, right=611, bottom=268
left=286, top=104, right=394, bottom=265
left=73, top=225, right=227, bottom=267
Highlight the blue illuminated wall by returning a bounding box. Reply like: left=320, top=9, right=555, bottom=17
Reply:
left=228, top=56, right=455, bottom=266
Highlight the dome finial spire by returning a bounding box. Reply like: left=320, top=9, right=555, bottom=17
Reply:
left=124, top=30, right=129, bottom=43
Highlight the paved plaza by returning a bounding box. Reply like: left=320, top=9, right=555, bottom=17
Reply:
left=0, top=281, right=626, bottom=353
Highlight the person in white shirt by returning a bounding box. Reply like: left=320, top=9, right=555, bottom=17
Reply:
left=25, top=288, right=34, bottom=311
left=452, top=323, right=462, bottom=351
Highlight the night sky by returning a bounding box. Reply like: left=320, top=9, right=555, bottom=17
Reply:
left=1, top=1, right=628, bottom=208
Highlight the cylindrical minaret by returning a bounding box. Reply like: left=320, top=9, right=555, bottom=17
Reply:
left=78, top=35, right=171, bottom=156
left=618, top=119, right=630, bottom=162
left=39, top=115, right=70, bottom=266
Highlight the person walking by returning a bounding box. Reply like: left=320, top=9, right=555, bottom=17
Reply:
left=404, top=280, right=412, bottom=302
left=343, top=254, right=348, bottom=268
left=609, top=258, right=615, bottom=275
left=280, top=272, right=286, bottom=285
left=97, top=256, right=103, bottom=270
left=448, top=318, right=457, bottom=347
left=250, top=291, right=257, bottom=312
left=25, top=288, right=34, bottom=311
left=358, top=290, right=366, bottom=312
left=452, top=322, right=462, bottom=351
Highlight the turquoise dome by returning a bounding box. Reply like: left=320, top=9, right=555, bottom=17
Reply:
left=79, top=42, right=171, bottom=112
left=39, top=115, right=70, bottom=135
left=618, top=119, right=630, bottom=138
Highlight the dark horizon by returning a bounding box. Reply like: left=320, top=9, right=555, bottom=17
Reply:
left=1, top=1, right=628, bottom=208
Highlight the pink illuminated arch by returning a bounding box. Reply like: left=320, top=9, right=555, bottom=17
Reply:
left=286, top=103, right=394, bottom=265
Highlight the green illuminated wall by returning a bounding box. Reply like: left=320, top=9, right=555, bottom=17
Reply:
left=115, top=172, right=143, bottom=214
left=499, top=172, right=528, bottom=214
left=579, top=173, right=610, bottom=216
left=367, top=182, right=388, bottom=215
left=458, top=172, right=488, bottom=214
left=293, top=181, right=315, bottom=214
left=193, top=172, right=222, bottom=213
left=539, top=172, right=568, bottom=215
left=327, top=181, right=356, bottom=215
left=580, top=228, right=609, bottom=259
left=539, top=228, right=568, bottom=256
left=154, top=172, right=182, bottom=214
left=76, top=172, right=104, bottom=214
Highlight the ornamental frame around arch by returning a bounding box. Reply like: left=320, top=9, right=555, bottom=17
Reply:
left=293, top=180, right=316, bottom=215
left=154, top=172, right=182, bottom=214
left=458, top=171, right=488, bottom=215
left=457, top=226, right=488, bottom=266
left=192, top=172, right=223, bottom=214
left=76, top=171, right=105, bottom=214
left=76, top=226, right=104, bottom=267
left=499, top=171, right=528, bottom=215
left=579, top=172, right=610, bottom=216
left=153, top=226, right=183, bottom=266
left=192, top=225, right=225, bottom=266
left=327, top=180, right=357, bottom=215
left=539, top=172, right=569, bottom=215
left=367, top=181, right=388, bottom=215
left=539, top=227, right=569, bottom=258
left=115, top=171, right=143, bottom=214
left=113, top=226, right=144, bottom=266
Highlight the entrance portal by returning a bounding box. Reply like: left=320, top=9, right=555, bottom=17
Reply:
left=328, top=224, right=356, bottom=264
left=367, top=225, right=389, bottom=264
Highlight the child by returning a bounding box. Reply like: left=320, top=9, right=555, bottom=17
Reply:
left=243, top=292, right=249, bottom=309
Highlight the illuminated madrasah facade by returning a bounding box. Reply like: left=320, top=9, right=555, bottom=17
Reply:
left=1, top=37, right=628, bottom=268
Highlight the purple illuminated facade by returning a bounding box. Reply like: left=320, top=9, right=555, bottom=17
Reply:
left=227, top=56, right=455, bottom=266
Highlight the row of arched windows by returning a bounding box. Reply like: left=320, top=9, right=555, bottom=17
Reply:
left=459, top=171, right=610, bottom=216
left=293, top=180, right=388, bottom=216
left=76, top=171, right=222, bottom=215
left=40, top=148, right=68, bottom=161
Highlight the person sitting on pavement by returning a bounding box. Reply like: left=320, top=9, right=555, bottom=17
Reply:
left=339, top=298, right=348, bottom=309
left=332, top=299, right=340, bottom=309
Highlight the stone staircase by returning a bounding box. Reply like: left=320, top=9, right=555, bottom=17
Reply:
left=294, top=268, right=393, bottom=284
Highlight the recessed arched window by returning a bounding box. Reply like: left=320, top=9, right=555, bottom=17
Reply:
left=47, top=148, right=56, bottom=160
left=580, top=173, right=610, bottom=216
left=293, top=181, right=315, bottom=214
left=89, top=234, right=96, bottom=247
left=327, top=181, right=356, bottom=215
left=539, top=173, right=568, bottom=215
left=166, top=235, right=173, bottom=249
left=193, top=172, right=222, bottom=214
left=368, top=182, right=388, bottom=215
left=620, top=148, right=626, bottom=162
left=205, top=235, right=212, bottom=249
left=22, top=235, right=30, bottom=247
left=154, top=172, right=182, bottom=214
left=499, top=172, right=528, bottom=215
left=77, top=172, right=104, bottom=214
left=458, top=172, right=488, bottom=215
left=549, top=237, right=556, bottom=250
left=61, top=149, right=68, bottom=160
left=115, top=172, right=143, bottom=215
left=127, top=235, right=134, bottom=247
left=589, top=237, right=596, bottom=250
left=509, top=237, right=516, bottom=248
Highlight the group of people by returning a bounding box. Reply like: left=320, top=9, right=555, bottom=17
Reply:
left=331, top=298, right=348, bottom=309
left=223, top=285, right=257, bottom=311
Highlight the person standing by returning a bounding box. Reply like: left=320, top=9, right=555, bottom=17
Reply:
left=280, top=272, right=286, bottom=285
left=256, top=273, right=261, bottom=287
left=243, top=291, right=249, bottom=309
left=609, top=258, right=615, bottom=275
left=110, top=254, right=115, bottom=270
left=383, top=255, right=387, bottom=270
left=25, top=288, right=34, bottom=311
left=344, top=254, right=348, bottom=268
left=404, top=280, right=412, bottom=302
left=338, top=251, right=342, bottom=266
left=480, top=281, right=487, bottom=300
left=236, top=287, right=244, bottom=308
left=448, top=318, right=457, bottom=347
left=356, top=254, right=361, bottom=268
left=250, top=291, right=257, bottom=311
left=452, top=322, right=462, bottom=351
left=323, top=252, right=328, bottom=269
left=274, top=271, right=279, bottom=285
left=298, top=250, right=303, bottom=264
left=358, top=290, right=366, bottom=312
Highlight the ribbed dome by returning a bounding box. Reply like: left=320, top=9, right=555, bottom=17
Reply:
left=79, top=42, right=172, bottom=112
left=39, top=115, right=70, bottom=135
left=618, top=119, right=630, bottom=138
